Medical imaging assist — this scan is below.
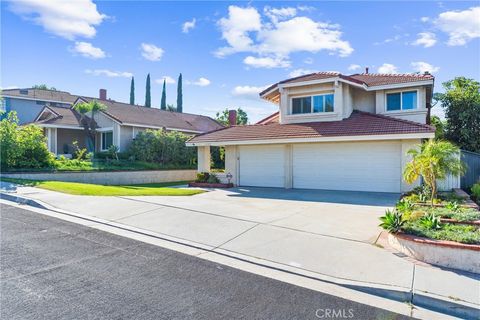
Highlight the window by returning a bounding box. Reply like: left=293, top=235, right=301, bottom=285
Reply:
left=19, top=89, right=28, bottom=95
left=386, top=91, right=417, bottom=111
left=101, top=131, right=113, bottom=151
left=291, top=93, right=334, bottom=114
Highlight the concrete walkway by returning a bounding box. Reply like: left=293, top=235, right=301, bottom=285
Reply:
left=1, top=182, right=479, bottom=318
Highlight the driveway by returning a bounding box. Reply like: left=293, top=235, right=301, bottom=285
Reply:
left=3, top=183, right=480, bottom=312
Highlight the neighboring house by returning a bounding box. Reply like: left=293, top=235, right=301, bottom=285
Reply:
left=1, top=88, right=77, bottom=124
left=32, top=90, right=223, bottom=155
left=187, top=71, right=436, bottom=193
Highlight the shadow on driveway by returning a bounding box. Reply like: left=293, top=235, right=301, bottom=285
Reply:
left=227, top=187, right=400, bottom=207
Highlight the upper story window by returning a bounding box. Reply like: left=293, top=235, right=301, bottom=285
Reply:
left=292, top=93, right=334, bottom=114
left=386, top=91, right=417, bottom=111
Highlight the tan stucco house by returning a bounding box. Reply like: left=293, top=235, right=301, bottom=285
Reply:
left=187, top=71, right=436, bottom=193
left=32, top=91, right=223, bottom=155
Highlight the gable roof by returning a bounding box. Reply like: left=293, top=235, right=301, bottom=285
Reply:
left=32, top=105, right=84, bottom=127
left=188, top=111, right=434, bottom=145
left=260, top=72, right=434, bottom=97
left=1, top=88, right=78, bottom=104
left=77, top=97, right=223, bottom=133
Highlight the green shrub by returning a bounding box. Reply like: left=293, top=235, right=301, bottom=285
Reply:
left=0, top=112, right=55, bottom=170
left=206, top=173, right=220, bottom=183
left=196, top=172, right=209, bottom=182
left=128, top=129, right=196, bottom=165
left=445, top=201, right=460, bottom=212
left=420, top=212, right=442, bottom=230
left=396, top=198, right=414, bottom=214
left=379, top=209, right=405, bottom=233
left=472, top=183, right=480, bottom=201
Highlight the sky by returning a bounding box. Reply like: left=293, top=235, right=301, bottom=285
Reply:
left=1, top=1, right=479, bottom=122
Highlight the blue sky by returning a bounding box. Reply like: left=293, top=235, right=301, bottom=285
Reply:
left=2, top=1, right=479, bottom=122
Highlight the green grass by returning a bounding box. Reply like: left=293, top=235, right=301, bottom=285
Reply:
left=1, top=178, right=203, bottom=196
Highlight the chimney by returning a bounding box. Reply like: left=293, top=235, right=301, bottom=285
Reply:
left=228, top=109, right=237, bottom=126
left=99, top=89, right=107, bottom=100
left=365, top=67, right=369, bottom=74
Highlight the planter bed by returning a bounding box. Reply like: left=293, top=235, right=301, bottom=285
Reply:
left=188, top=182, right=233, bottom=188
left=388, top=233, right=480, bottom=273
left=440, top=218, right=480, bottom=226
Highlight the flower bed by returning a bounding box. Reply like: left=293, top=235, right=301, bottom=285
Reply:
left=380, top=188, right=480, bottom=272
left=188, top=182, right=233, bottom=188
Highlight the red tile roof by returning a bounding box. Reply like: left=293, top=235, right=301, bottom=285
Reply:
left=188, top=111, right=434, bottom=144
left=260, top=72, right=434, bottom=96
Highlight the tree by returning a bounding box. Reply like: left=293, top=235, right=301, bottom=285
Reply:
left=73, top=100, right=107, bottom=152
left=215, top=108, right=248, bottom=126
left=177, top=73, right=183, bottom=113
left=33, top=84, right=57, bottom=91
left=166, top=104, right=176, bottom=111
left=161, top=79, right=167, bottom=110
left=145, top=74, right=151, bottom=107
left=403, top=140, right=465, bottom=205
left=129, top=77, right=135, bottom=105
left=436, top=77, right=480, bottom=153
left=430, top=115, right=445, bottom=140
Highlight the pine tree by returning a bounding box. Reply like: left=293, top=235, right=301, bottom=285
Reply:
left=160, top=79, right=167, bottom=110
left=129, top=77, right=135, bottom=105
left=145, top=74, right=151, bottom=107
left=177, top=73, right=183, bottom=113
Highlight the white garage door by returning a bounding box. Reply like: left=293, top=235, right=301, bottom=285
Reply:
left=293, top=142, right=401, bottom=192
left=239, top=145, right=285, bottom=187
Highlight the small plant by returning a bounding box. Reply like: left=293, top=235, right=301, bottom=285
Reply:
left=396, top=198, right=414, bottom=213
left=206, top=173, right=220, bottom=183
left=379, top=209, right=405, bottom=233
left=445, top=201, right=460, bottom=212
left=420, top=212, right=442, bottom=230
left=107, top=145, right=119, bottom=161
left=196, top=172, right=210, bottom=183
left=472, top=183, right=480, bottom=202
left=72, top=141, right=88, bottom=160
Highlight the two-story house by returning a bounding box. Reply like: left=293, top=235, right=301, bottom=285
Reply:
left=187, top=71, right=436, bottom=193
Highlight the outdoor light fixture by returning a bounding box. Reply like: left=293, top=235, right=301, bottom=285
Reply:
left=226, top=172, right=233, bottom=184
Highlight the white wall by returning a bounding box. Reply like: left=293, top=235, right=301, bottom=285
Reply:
left=351, top=88, right=375, bottom=113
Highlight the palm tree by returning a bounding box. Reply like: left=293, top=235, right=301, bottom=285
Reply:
left=403, top=140, right=465, bottom=205
left=74, top=100, right=107, bottom=151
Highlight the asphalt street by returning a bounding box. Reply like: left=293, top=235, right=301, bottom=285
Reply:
left=0, top=203, right=412, bottom=319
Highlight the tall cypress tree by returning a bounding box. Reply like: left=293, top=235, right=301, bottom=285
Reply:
left=160, top=79, right=167, bottom=110
left=176, top=73, right=183, bottom=113
left=129, top=77, right=135, bottom=105
left=145, top=73, right=151, bottom=107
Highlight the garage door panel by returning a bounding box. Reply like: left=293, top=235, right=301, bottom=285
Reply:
left=293, top=142, right=401, bottom=192
left=239, top=145, right=285, bottom=188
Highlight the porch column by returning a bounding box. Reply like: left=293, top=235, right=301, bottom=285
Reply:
left=197, top=145, right=211, bottom=173
left=46, top=128, right=57, bottom=154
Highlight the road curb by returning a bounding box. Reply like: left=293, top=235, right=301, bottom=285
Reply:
left=1, top=191, right=478, bottom=319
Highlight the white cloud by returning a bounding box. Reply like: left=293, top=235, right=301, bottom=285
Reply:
left=231, top=85, right=268, bottom=99
left=412, top=32, right=437, bottom=48
left=288, top=68, right=315, bottom=78
left=377, top=63, right=398, bottom=74
left=155, top=76, right=176, bottom=85
left=187, top=77, right=211, bottom=87
left=215, top=6, right=353, bottom=68
left=85, top=69, right=132, bottom=78
left=264, top=6, right=297, bottom=23
left=420, top=16, right=430, bottom=22
left=9, top=0, right=106, bottom=40
left=348, top=64, right=361, bottom=71
left=411, top=61, right=440, bottom=74
left=140, top=43, right=164, bottom=61
left=243, top=55, right=290, bottom=68
left=72, top=41, right=106, bottom=59
left=303, top=57, right=314, bottom=64
left=182, top=18, right=196, bottom=33
left=435, top=6, right=480, bottom=46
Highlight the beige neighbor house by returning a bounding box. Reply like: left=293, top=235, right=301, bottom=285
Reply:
left=187, top=71, right=436, bottom=193
left=32, top=90, right=223, bottom=156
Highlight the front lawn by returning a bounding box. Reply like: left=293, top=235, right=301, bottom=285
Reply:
left=1, top=178, right=204, bottom=196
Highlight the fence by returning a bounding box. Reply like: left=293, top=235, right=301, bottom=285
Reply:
left=461, top=150, right=480, bottom=189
